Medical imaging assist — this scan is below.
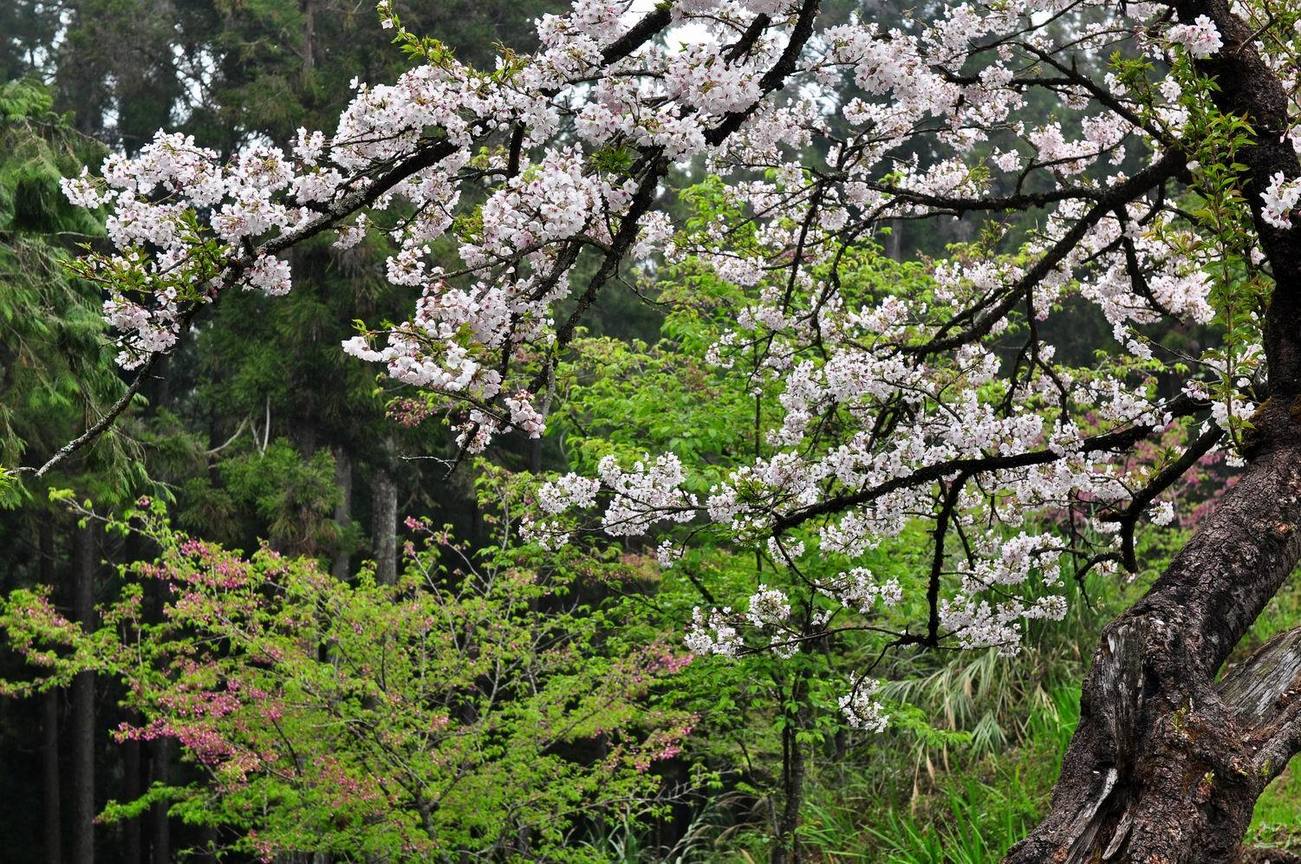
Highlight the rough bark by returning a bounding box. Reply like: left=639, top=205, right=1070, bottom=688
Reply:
left=70, top=521, right=97, bottom=864
left=1173, top=0, right=1301, bottom=398
left=372, top=468, right=397, bottom=585
left=1005, top=412, right=1301, bottom=864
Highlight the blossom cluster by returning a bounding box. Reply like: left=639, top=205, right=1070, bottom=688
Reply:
left=65, top=0, right=1297, bottom=730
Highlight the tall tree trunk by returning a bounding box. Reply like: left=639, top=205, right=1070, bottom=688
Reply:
left=145, top=575, right=170, bottom=864
left=332, top=447, right=353, bottom=581
left=39, top=521, right=63, bottom=864
left=372, top=469, right=397, bottom=585
left=123, top=709, right=141, bottom=864
left=70, top=522, right=96, bottom=864
left=149, top=737, right=170, bottom=864
left=42, top=690, right=62, bottom=864
left=299, top=0, right=317, bottom=79
left=42, top=687, right=63, bottom=864
left=120, top=532, right=152, bottom=864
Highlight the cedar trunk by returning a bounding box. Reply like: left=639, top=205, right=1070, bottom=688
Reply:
left=71, top=521, right=96, bottom=864
left=148, top=579, right=171, bottom=864
left=150, top=737, right=170, bottom=864
left=123, top=709, right=142, bottom=864
left=38, top=521, right=62, bottom=864
left=332, top=447, right=353, bottom=581
left=372, top=468, right=397, bottom=585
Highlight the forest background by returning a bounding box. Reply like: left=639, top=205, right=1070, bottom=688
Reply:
left=1, top=1, right=1298, bottom=863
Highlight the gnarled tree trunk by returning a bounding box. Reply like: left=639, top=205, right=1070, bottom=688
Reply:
left=1006, top=420, right=1301, bottom=862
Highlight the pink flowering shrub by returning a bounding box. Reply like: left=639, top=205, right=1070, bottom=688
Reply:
left=0, top=493, right=696, bottom=862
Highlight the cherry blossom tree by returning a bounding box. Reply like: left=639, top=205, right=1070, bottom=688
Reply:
left=32, top=0, right=1301, bottom=858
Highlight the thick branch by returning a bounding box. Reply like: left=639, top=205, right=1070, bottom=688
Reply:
left=912, top=154, right=1184, bottom=356
left=23, top=0, right=683, bottom=479
left=22, top=136, right=459, bottom=479
left=704, top=0, right=822, bottom=146
left=774, top=396, right=1204, bottom=532
left=598, top=4, right=671, bottom=67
